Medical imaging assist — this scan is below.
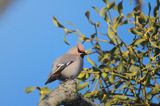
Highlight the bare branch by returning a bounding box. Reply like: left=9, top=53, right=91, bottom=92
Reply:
left=38, top=80, right=98, bottom=106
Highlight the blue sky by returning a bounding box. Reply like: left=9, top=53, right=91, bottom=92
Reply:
left=0, top=0, right=104, bottom=106
left=0, top=0, right=157, bottom=106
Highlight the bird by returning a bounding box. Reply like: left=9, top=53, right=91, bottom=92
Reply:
left=45, top=43, right=86, bottom=85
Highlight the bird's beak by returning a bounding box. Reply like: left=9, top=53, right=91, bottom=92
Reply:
left=83, top=51, right=87, bottom=56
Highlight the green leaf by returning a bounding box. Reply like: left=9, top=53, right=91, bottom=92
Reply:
left=139, top=12, right=147, bottom=25
left=119, top=82, right=130, bottom=89
left=94, top=42, right=101, bottom=50
left=129, top=27, right=143, bottom=36
left=117, top=62, right=123, bottom=73
left=118, top=1, right=123, bottom=15
left=85, top=11, right=90, bottom=20
left=79, top=34, right=91, bottom=43
left=129, top=65, right=140, bottom=77
left=99, top=2, right=115, bottom=17
left=84, top=92, right=92, bottom=98
left=122, top=51, right=129, bottom=58
left=40, top=87, right=51, bottom=96
left=105, top=101, right=111, bottom=106
left=107, top=26, right=117, bottom=44
left=114, top=95, right=128, bottom=100
left=148, top=2, right=151, bottom=16
left=99, top=2, right=115, bottom=18
left=130, top=65, right=140, bottom=71
left=102, top=0, right=108, bottom=4
left=102, top=94, right=107, bottom=101
left=99, top=53, right=109, bottom=62
left=77, top=82, right=89, bottom=90
left=153, top=0, right=160, bottom=17
left=92, top=6, right=99, bottom=13
left=91, top=33, right=96, bottom=39
left=101, top=72, right=107, bottom=78
left=87, top=56, right=96, bottom=66
left=149, top=38, right=159, bottom=48
left=109, top=74, right=115, bottom=83
left=64, top=34, right=70, bottom=45
left=63, top=28, right=76, bottom=35
left=133, top=38, right=146, bottom=46
left=115, top=81, right=123, bottom=89
left=85, top=73, right=90, bottom=79
left=100, top=7, right=107, bottom=17
left=25, top=86, right=37, bottom=94
left=52, top=17, right=65, bottom=28
left=84, top=48, right=92, bottom=55
left=84, top=90, right=99, bottom=98
left=112, top=16, right=123, bottom=30
left=107, top=2, right=115, bottom=10
left=144, top=84, right=160, bottom=102
left=78, top=72, right=86, bottom=79
left=151, top=84, right=160, bottom=94
left=146, top=92, right=152, bottom=100
left=142, top=88, right=146, bottom=99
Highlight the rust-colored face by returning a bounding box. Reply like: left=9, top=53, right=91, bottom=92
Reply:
left=77, top=43, right=85, bottom=53
left=77, top=43, right=86, bottom=57
left=67, top=43, right=86, bottom=57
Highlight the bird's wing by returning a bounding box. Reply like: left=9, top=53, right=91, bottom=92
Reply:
left=52, top=61, right=73, bottom=75
left=45, top=54, right=78, bottom=85
left=51, top=54, right=78, bottom=74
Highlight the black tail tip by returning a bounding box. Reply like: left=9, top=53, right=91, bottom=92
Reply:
left=44, top=75, right=57, bottom=85
left=44, top=81, right=49, bottom=85
left=45, top=78, right=53, bottom=85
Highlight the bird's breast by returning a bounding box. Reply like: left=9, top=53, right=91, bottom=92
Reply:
left=61, top=57, right=83, bottom=79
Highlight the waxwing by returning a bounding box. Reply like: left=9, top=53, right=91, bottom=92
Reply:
left=45, top=43, right=86, bottom=85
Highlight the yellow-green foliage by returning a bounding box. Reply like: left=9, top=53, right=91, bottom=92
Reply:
left=26, top=0, right=160, bottom=105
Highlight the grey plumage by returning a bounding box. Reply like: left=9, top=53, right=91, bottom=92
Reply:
left=45, top=44, right=86, bottom=85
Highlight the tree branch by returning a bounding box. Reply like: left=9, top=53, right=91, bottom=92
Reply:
left=38, top=80, right=98, bottom=106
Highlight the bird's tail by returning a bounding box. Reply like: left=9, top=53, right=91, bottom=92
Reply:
left=45, top=74, right=60, bottom=85
left=45, top=78, right=53, bottom=85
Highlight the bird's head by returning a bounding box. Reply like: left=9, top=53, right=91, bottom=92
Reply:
left=77, top=43, right=87, bottom=57
left=68, top=43, right=87, bottom=58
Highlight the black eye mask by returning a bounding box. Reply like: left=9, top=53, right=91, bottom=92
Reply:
left=78, top=48, right=86, bottom=58
left=78, top=48, right=81, bottom=53
left=78, top=48, right=85, bottom=54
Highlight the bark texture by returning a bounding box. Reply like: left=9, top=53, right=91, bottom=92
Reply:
left=38, top=80, right=98, bottom=106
